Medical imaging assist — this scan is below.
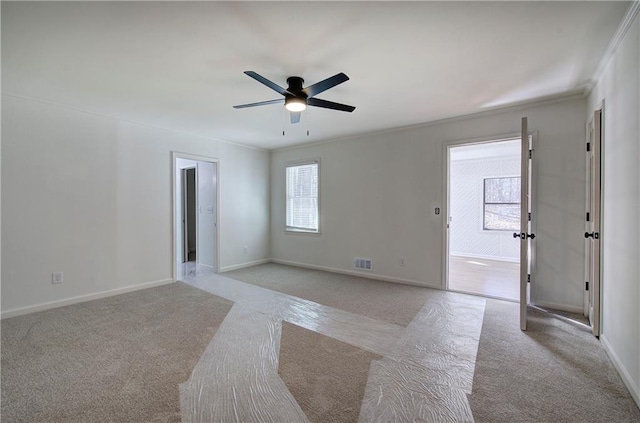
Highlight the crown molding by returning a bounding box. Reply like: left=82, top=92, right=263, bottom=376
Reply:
left=585, top=1, right=640, bottom=94
left=273, top=91, right=584, bottom=153
left=1, top=92, right=269, bottom=152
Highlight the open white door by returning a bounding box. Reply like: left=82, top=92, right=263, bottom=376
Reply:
left=518, top=117, right=535, bottom=331
left=585, top=110, right=602, bottom=337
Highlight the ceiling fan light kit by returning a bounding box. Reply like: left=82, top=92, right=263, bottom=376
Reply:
left=234, top=71, right=355, bottom=124
left=285, top=96, right=306, bottom=112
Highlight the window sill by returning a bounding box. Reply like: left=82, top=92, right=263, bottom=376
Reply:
left=285, top=229, right=321, bottom=236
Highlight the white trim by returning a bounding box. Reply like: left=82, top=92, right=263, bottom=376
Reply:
left=271, top=259, right=441, bottom=289
left=450, top=252, right=519, bottom=263
left=283, top=230, right=321, bottom=237
left=3, top=82, right=586, bottom=155
left=442, top=140, right=450, bottom=291
left=273, top=92, right=583, bottom=152
left=443, top=133, right=533, bottom=293
left=219, top=258, right=272, bottom=273
left=601, top=334, right=640, bottom=409
left=1, top=92, right=267, bottom=152
left=530, top=300, right=583, bottom=315
left=284, top=159, right=321, bottom=234
left=198, top=263, right=216, bottom=271
left=449, top=289, right=518, bottom=304
left=586, top=1, right=640, bottom=94
left=1, top=279, right=174, bottom=319
left=284, top=158, right=320, bottom=167
left=596, top=100, right=605, bottom=335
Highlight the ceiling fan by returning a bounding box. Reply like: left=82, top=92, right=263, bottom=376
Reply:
left=234, top=71, right=356, bottom=124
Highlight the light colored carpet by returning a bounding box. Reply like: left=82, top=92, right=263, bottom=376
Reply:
left=225, top=263, right=433, bottom=326
left=278, top=321, right=381, bottom=423
left=468, top=300, right=640, bottom=422
left=3, top=265, right=639, bottom=422
left=229, top=264, right=640, bottom=422
left=1, top=282, right=233, bottom=423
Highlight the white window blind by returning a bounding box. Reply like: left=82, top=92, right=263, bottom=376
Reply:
left=286, top=161, right=319, bottom=232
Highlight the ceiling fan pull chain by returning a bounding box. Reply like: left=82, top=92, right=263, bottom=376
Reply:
left=282, top=107, right=286, bottom=136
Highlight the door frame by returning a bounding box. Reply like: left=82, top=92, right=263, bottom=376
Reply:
left=172, top=152, right=221, bottom=282
left=181, top=165, right=198, bottom=264
left=442, top=132, right=525, bottom=294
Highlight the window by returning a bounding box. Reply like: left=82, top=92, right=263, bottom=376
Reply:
left=286, top=161, right=319, bottom=233
left=483, top=177, right=520, bottom=230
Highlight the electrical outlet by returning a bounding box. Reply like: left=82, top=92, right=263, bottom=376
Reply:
left=52, top=272, right=63, bottom=284
left=399, top=258, right=406, bottom=267
left=243, top=246, right=248, bottom=254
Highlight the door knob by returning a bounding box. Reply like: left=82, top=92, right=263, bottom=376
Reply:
left=585, top=231, right=599, bottom=239
left=513, top=232, right=520, bottom=238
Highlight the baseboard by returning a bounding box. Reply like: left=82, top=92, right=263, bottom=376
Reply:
left=450, top=252, right=519, bottom=263
left=219, top=258, right=272, bottom=273
left=601, top=334, right=640, bottom=409
left=1, top=278, right=174, bottom=319
left=271, top=259, right=442, bottom=289
left=530, top=300, right=583, bottom=314
left=197, top=263, right=215, bottom=270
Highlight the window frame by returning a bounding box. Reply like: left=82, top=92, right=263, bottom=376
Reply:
left=482, top=176, right=521, bottom=231
left=284, top=159, right=321, bottom=235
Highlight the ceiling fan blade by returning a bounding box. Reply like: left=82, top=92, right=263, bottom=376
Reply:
left=303, top=73, right=349, bottom=98
left=307, top=97, right=355, bottom=112
left=290, top=112, right=301, bottom=124
left=233, top=98, right=284, bottom=109
left=244, top=71, right=293, bottom=96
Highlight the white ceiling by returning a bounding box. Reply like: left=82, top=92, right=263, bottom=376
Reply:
left=2, top=1, right=630, bottom=150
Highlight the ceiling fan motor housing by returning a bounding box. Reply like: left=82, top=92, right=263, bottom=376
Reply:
left=286, top=77, right=306, bottom=96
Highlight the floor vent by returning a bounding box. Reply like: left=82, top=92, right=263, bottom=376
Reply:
left=354, top=257, right=372, bottom=271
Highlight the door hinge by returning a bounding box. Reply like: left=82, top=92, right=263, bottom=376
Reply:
left=587, top=142, right=591, bottom=152
left=585, top=281, right=589, bottom=291
left=527, top=274, right=531, bottom=283
left=528, top=149, right=532, bottom=159
left=586, top=212, right=590, bottom=222
left=528, top=212, right=531, bottom=221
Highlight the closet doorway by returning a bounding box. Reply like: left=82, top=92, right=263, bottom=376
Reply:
left=183, top=167, right=197, bottom=263
left=173, top=153, right=219, bottom=281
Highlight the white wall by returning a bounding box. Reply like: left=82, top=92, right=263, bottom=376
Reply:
left=587, top=10, right=640, bottom=406
left=1, top=95, right=270, bottom=315
left=271, top=97, right=586, bottom=310
left=450, top=146, right=520, bottom=262
left=197, top=161, right=217, bottom=269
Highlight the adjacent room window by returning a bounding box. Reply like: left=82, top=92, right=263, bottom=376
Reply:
left=286, top=160, right=319, bottom=233
left=483, top=177, right=520, bottom=230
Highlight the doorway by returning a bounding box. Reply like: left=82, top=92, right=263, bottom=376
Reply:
left=173, top=153, right=219, bottom=281
left=446, top=138, right=521, bottom=301
left=183, top=167, right=197, bottom=262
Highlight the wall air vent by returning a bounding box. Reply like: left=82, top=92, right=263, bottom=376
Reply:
left=354, top=257, right=372, bottom=271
